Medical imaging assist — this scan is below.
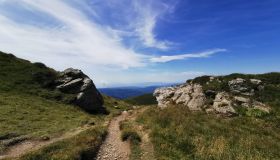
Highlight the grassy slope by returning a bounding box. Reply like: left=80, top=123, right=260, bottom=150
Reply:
left=0, top=92, right=99, bottom=138
left=18, top=127, right=107, bottom=160
left=138, top=73, right=280, bottom=160
left=125, top=93, right=157, bottom=106
left=0, top=51, right=130, bottom=159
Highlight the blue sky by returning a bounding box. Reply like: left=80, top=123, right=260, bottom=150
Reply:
left=0, top=0, right=279, bottom=87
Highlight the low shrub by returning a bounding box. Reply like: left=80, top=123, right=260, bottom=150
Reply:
left=121, top=130, right=141, bottom=145
left=33, top=62, right=47, bottom=69
left=246, top=109, right=269, bottom=118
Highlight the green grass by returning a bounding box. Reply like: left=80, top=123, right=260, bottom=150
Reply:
left=0, top=92, right=130, bottom=159
left=137, top=106, right=280, bottom=160
left=138, top=72, right=280, bottom=159
left=0, top=92, right=101, bottom=139
left=103, top=95, right=132, bottom=115
left=0, top=51, right=131, bottom=159
left=0, top=51, right=74, bottom=102
left=125, top=93, right=157, bottom=106
left=18, top=126, right=107, bottom=160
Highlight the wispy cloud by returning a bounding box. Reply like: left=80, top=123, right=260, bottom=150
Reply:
left=91, top=0, right=174, bottom=50
left=0, top=0, right=145, bottom=69
left=150, top=48, right=227, bottom=63
left=133, top=1, right=173, bottom=50
left=0, top=0, right=227, bottom=86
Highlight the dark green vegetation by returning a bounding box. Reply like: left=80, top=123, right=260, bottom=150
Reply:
left=0, top=51, right=130, bottom=159
left=138, top=73, right=280, bottom=160
left=125, top=93, right=157, bottom=105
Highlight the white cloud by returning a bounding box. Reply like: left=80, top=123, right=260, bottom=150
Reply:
left=132, top=1, right=173, bottom=50
left=0, top=0, right=145, bottom=70
left=150, top=48, right=227, bottom=63
left=0, top=0, right=225, bottom=86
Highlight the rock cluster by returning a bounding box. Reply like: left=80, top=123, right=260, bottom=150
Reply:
left=154, top=77, right=270, bottom=116
left=154, top=84, right=206, bottom=111
left=55, top=68, right=104, bottom=112
left=228, top=78, right=264, bottom=96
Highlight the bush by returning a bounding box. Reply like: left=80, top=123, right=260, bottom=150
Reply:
left=246, top=109, right=269, bottom=118
left=32, top=71, right=57, bottom=88
left=33, top=62, right=47, bottom=68
left=188, top=76, right=210, bottom=85
left=125, top=93, right=157, bottom=105
left=121, top=130, right=141, bottom=144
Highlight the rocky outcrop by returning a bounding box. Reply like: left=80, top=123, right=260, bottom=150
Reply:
left=212, top=92, right=236, bottom=116
left=228, top=78, right=264, bottom=96
left=55, top=68, right=104, bottom=112
left=228, top=78, right=248, bottom=94
left=154, top=77, right=271, bottom=117
left=154, top=84, right=206, bottom=111
left=153, top=87, right=175, bottom=107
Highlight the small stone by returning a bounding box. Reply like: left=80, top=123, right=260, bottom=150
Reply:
left=41, top=136, right=50, bottom=141
left=250, top=79, right=262, bottom=85
left=234, top=96, right=250, bottom=103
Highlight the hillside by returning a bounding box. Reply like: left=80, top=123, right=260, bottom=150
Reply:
left=0, top=51, right=130, bottom=159
left=136, top=73, right=280, bottom=159
left=125, top=93, right=157, bottom=105
left=2, top=50, right=280, bottom=160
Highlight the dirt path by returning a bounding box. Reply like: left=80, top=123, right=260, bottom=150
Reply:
left=0, top=125, right=92, bottom=159
left=95, top=112, right=130, bottom=160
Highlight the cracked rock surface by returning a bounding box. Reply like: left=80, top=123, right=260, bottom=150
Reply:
left=55, top=68, right=104, bottom=112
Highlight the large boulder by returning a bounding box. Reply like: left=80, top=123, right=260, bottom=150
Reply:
left=212, top=92, right=236, bottom=116
left=228, top=78, right=250, bottom=94
left=56, top=68, right=104, bottom=112
left=228, top=78, right=264, bottom=96
left=153, top=87, right=175, bottom=108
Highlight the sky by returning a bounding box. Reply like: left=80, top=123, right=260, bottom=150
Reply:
left=0, top=0, right=279, bottom=87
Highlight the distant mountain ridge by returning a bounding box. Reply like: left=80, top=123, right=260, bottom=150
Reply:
left=125, top=93, right=157, bottom=105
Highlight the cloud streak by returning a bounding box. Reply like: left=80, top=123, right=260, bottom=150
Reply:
left=150, top=48, right=227, bottom=63
left=0, top=0, right=145, bottom=69
left=0, top=0, right=226, bottom=86
left=133, top=1, right=173, bottom=50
